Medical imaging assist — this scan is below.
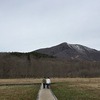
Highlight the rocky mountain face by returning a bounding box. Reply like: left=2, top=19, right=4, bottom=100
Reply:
left=35, top=42, right=100, bottom=61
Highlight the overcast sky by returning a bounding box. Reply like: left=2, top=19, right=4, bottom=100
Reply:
left=0, top=0, right=100, bottom=52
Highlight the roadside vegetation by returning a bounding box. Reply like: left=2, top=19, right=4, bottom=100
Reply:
left=51, top=78, right=100, bottom=100
left=0, top=84, right=40, bottom=100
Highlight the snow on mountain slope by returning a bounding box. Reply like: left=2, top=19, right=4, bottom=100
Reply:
left=35, top=42, right=100, bottom=61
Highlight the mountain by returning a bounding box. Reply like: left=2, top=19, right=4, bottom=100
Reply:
left=35, top=42, right=100, bottom=61
left=0, top=42, right=100, bottom=78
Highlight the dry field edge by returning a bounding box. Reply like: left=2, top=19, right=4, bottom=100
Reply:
left=0, top=78, right=100, bottom=84
left=0, top=78, right=42, bottom=85
left=0, top=78, right=100, bottom=100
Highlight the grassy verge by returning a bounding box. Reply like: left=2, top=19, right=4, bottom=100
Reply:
left=0, top=84, right=40, bottom=100
left=51, top=79, right=100, bottom=100
left=0, top=78, right=42, bottom=85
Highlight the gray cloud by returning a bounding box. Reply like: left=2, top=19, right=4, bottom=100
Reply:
left=0, top=0, right=100, bottom=52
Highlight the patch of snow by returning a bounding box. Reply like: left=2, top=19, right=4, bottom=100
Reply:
left=70, top=44, right=85, bottom=53
left=68, top=43, right=95, bottom=53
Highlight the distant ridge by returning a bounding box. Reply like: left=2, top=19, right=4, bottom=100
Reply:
left=35, top=42, right=100, bottom=61
left=0, top=42, right=100, bottom=78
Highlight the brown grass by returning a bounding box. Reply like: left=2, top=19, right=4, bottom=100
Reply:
left=0, top=78, right=100, bottom=89
left=0, top=78, right=42, bottom=85
left=0, top=85, right=40, bottom=100
left=51, top=78, right=100, bottom=100
left=51, top=78, right=100, bottom=89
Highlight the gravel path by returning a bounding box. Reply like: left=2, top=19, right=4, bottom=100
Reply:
left=37, top=84, right=57, bottom=100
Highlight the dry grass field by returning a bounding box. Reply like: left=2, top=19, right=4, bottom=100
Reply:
left=0, top=78, right=42, bottom=85
left=51, top=78, right=100, bottom=100
left=0, top=85, right=40, bottom=100
left=51, top=78, right=100, bottom=88
left=0, top=78, right=100, bottom=100
left=0, top=78, right=41, bottom=100
left=1, top=78, right=100, bottom=84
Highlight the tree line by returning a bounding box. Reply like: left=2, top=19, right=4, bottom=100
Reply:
left=0, top=52, right=100, bottom=78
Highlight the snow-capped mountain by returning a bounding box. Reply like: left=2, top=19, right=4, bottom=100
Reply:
left=35, top=42, right=100, bottom=61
